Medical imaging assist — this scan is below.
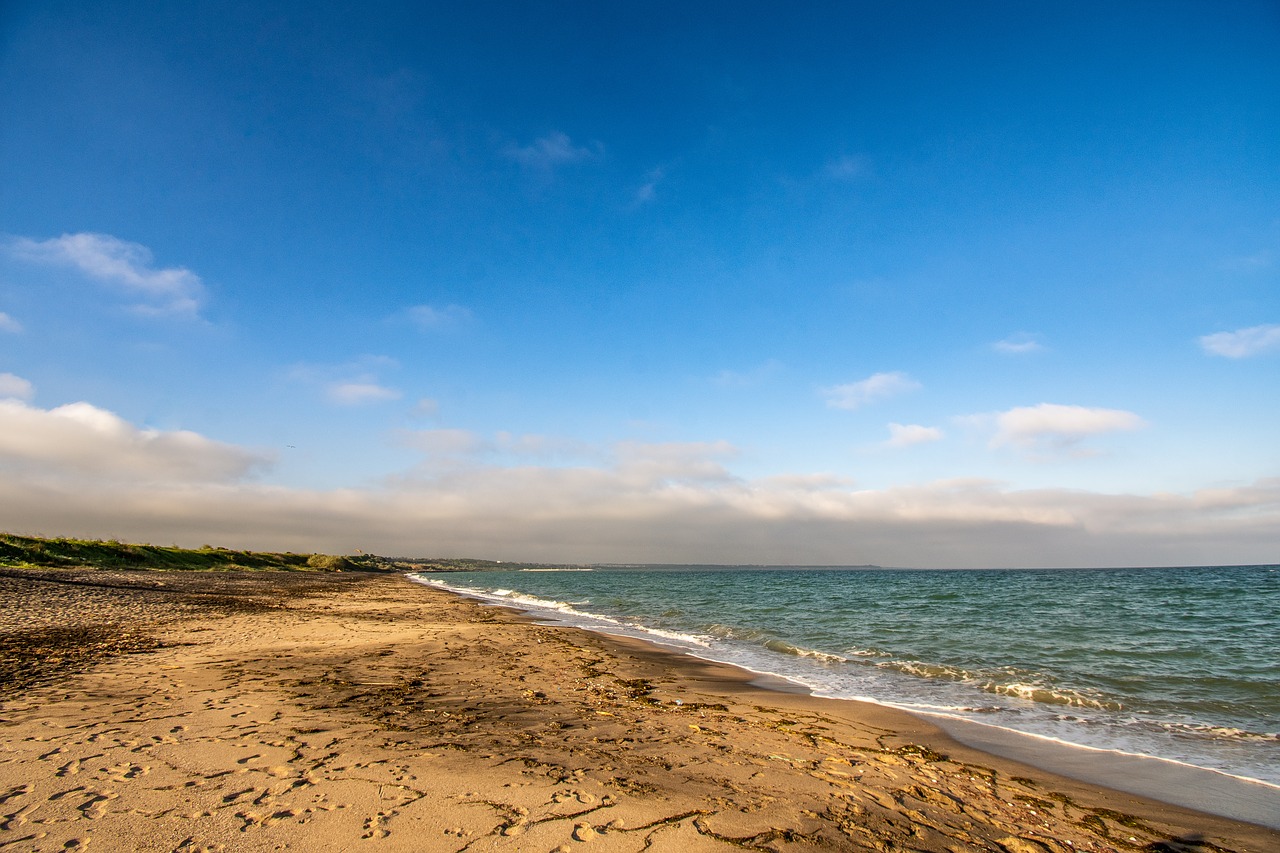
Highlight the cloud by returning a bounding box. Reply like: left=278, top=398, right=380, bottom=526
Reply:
left=0, top=399, right=269, bottom=484
left=411, top=397, right=440, bottom=418
left=288, top=356, right=400, bottom=406
left=885, top=423, right=943, bottom=448
left=822, top=372, right=920, bottom=410
left=712, top=360, right=782, bottom=388
left=406, top=303, right=471, bottom=330
left=504, top=132, right=601, bottom=169
left=1198, top=323, right=1280, bottom=358
left=981, top=403, right=1147, bottom=453
left=326, top=382, right=402, bottom=406
left=824, top=155, right=870, bottom=180
left=0, top=394, right=1276, bottom=567
left=632, top=167, right=665, bottom=205
left=992, top=333, right=1045, bottom=355
left=400, top=428, right=485, bottom=457
left=7, top=233, right=204, bottom=317
left=0, top=373, right=34, bottom=401
left=0, top=312, right=21, bottom=333
left=3, top=432, right=1278, bottom=568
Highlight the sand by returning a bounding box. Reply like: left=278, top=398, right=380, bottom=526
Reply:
left=0, top=567, right=1275, bottom=853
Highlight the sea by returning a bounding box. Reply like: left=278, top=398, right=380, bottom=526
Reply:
left=411, top=564, right=1279, bottom=823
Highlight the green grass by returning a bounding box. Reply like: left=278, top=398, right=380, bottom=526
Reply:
left=0, top=532, right=388, bottom=573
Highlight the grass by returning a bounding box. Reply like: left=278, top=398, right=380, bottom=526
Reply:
left=0, top=532, right=389, bottom=573
left=0, top=532, right=588, bottom=574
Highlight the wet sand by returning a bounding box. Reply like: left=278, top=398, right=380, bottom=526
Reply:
left=1, top=567, right=1276, bottom=852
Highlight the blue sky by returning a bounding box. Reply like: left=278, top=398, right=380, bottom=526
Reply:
left=1, top=1, right=1277, bottom=566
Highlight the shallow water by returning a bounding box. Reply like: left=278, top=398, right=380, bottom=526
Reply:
left=413, top=564, right=1280, bottom=792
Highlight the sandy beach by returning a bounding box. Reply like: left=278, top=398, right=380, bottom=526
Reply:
left=1, top=568, right=1275, bottom=852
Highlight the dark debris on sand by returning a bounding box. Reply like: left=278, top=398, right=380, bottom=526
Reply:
left=0, top=567, right=380, bottom=697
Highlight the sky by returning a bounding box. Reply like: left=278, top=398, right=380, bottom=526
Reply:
left=1, top=1, right=1278, bottom=567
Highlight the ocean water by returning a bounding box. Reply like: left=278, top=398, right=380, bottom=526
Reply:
left=412, top=565, right=1280, bottom=792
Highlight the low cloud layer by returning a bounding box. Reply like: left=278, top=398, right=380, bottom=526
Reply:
left=1, top=398, right=1276, bottom=568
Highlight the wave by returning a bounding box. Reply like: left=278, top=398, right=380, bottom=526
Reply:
left=411, top=575, right=619, bottom=625
left=876, top=659, right=1124, bottom=711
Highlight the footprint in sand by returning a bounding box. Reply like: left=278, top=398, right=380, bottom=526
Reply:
left=0, top=784, right=34, bottom=805
left=1, top=803, right=39, bottom=831
left=173, top=840, right=226, bottom=853
left=104, top=763, right=150, bottom=782
left=361, top=812, right=391, bottom=839
left=78, top=789, right=118, bottom=820
left=56, top=758, right=84, bottom=777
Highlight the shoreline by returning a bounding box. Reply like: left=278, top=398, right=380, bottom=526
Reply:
left=441, top=580, right=1280, bottom=831
left=417, top=574, right=1280, bottom=827
left=2, top=567, right=1276, bottom=851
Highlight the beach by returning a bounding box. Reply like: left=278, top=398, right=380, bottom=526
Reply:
left=1, top=568, right=1275, bottom=852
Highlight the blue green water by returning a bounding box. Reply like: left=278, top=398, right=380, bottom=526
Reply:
left=414, top=565, right=1280, bottom=789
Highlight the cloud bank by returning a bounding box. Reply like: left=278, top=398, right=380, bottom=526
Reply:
left=2, top=398, right=1276, bottom=569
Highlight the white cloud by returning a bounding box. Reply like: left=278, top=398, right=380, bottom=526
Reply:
left=632, top=166, right=665, bottom=205
left=0, top=399, right=269, bottom=483
left=288, top=356, right=400, bottom=406
left=504, top=132, right=601, bottom=169
left=0, top=312, right=22, bottom=333
left=412, top=397, right=440, bottom=418
left=406, top=303, right=471, bottom=330
left=885, top=423, right=943, bottom=448
left=8, top=233, right=204, bottom=317
left=822, top=371, right=920, bottom=410
left=0, top=372, right=34, bottom=401
left=824, top=154, right=870, bottom=180
left=1198, top=324, right=1280, bottom=358
left=992, top=332, right=1045, bottom=354
left=985, top=403, right=1147, bottom=453
left=326, top=382, right=401, bottom=406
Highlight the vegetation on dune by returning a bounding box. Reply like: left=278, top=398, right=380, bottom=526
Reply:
left=0, top=532, right=587, bottom=574
left=0, top=533, right=391, bottom=573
